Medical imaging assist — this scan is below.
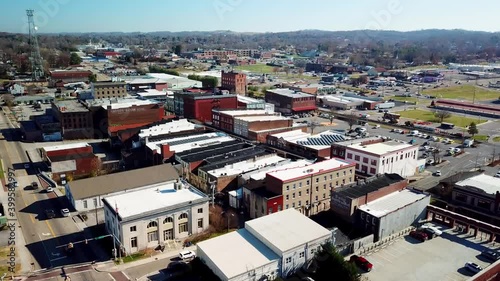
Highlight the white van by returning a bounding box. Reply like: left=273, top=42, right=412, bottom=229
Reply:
left=410, top=130, right=419, bottom=136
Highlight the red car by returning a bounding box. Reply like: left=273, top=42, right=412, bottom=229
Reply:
left=409, top=230, right=428, bottom=242
left=350, top=255, right=373, bottom=272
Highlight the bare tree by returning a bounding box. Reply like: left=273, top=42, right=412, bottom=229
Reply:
left=209, top=205, right=226, bottom=232
left=346, top=112, right=358, bottom=130
left=433, top=109, right=452, bottom=123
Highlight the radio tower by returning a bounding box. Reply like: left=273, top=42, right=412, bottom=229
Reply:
left=26, top=9, right=45, bottom=81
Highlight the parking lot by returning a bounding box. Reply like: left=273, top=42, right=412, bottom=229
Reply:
left=364, top=223, right=498, bottom=281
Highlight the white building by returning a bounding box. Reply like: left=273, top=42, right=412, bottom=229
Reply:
left=133, top=119, right=201, bottom=148
left=233, top=115, right=292, bottom=138
left=333, top=140, right=419, bottom=177
left=146, top=73, right=202, bottom=90
left=65, top=164, right=179, bottom=213
left=103, top=179, right=209, bottom=254
left=145, top=132, right=235, bottom=155
left=197, top=209, right=332, bottom=281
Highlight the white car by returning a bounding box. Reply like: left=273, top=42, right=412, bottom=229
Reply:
left=46, top=187, right=54, bottom=193
left=434, top=170, right=442, bottom=176
left=179, top=250, right=196, bottom=261
left=420, top=225, right=442, bottom=236
left=421, top=134, right=428, bottom=139
left=61, top=208, right=70, bottom=217
left=494, top=172, right=500, bottom=178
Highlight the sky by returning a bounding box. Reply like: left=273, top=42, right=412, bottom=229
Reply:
left=1, top=0, right=498, bottom=34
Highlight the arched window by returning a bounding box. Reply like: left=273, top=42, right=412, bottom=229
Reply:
left=178, top=213, right=188, bottom=220
left=163, top=217, right=173, bottom=224
left=147, top=221, right=158, bottom=228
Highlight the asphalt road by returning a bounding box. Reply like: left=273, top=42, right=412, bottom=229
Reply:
left=0, top=111, right=105, bottom=271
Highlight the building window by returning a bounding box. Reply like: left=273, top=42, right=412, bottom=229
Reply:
left=286, top=257, right=292, bottom=263
left=292, top=202, right=295, bottom=208
left=298, top=191, right=302, bottom=196
left=299, top=252, right=305, bottom=258
left=83, top=200, right=87, bottom=209
left=286, top=194, right=289, bottom=200
left=147, top=221, right=158, bottom=228
left=299, top=182, right=302, bottom=188
left=163, top=217, right=173, bottom=224
left=363, top=157, right=369, bottom=164
left=354, top=155, right=360, bottom=161
left=93, top=198, right=98, bottom=207
left=178, top=213, right=188, bottom=220
left=477, top=199, right=491, bottom=210
left=286, top=185, right=290, bottom=191
left=370, top=168, right=376, bottom=174
left=164, top=229, right=173, bottom=240
left=371, top=160, right=377, bottom=165
left=131, top=237, right=137, bottom=248
left=197, top=218, right=204, bottom=228
left=130, top=226, right=136, bottom=232
left=147, top=231, right=158, bottom=242
left=292, top=193, right=296, bottom=199
left=278, top=205, right=282, bottom=211
left=315, top=178, right=319, bottom=183
left=179, top=222, right=188, bottom=233
left=455, top=193, right=467, bottom=203
left=347, top=153, right=352, bottom=159
left=286, top=204, right=289, bottom=209
left=306, top=180, right=310, bottom=185
left=293, top=183, right=296, bottom=189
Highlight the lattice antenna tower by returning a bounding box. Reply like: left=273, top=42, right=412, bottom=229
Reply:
left=26, top=9, right=45, bottom=81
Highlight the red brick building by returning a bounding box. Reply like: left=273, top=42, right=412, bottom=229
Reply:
left=174, top=92, right=238, bottom=123
left=106, top=102, right=165, bottom=137
left=221, top=71, right=247, bottom=95
left=242, top=180, right=284, bottom=219
left=52, top=100, right=94, bottom=140
left=49, top=70, right=93, bottom=87
left=330, top=173, right=408, bottom=222
left=41, top=143, right=99, bottom=182
left=212, top=109, right=276, bottom=132
left=265, top=88, right=317, bottom=115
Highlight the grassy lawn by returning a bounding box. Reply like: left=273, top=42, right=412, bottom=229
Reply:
left=396, top=109, right=487, bottom=127
left=0, top=246, right=20, bottom=275
left=234, top=64, right=275, bottom=74
left=422, top=85, right=500, bottom=101
left=473, top=135, right=489, bottom=141
left=121, top=252, right=145, bottom=263
left=492, top=136, right=500, bottom=142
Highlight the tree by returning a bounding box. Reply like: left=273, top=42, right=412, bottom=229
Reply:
left=209, top=205, right=226, bottom=232
left=346, top=112, right=358, bottom=130
left=148, top=65, right=180, bottom=76
left=88, top=73, right=97, bottom=83
left=69, top=52, right=82, bottom=65
left=188, top=74, right=218, bottom=88
left=314, top=243, right=360, bottom=281
left=174, top=44, right=183, bottom=55
left=433, top=109, right=451, bottom=123
left=468, top=122, right=478, bottom=136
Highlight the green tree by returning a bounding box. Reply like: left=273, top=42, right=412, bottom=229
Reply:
left=148, top=65, right=180, bottom=76
left=433, top=109, right=451, bottom=123
left=314, top=243, right=360, bottom=281
left=88, top=73, right=97, bottom=83
left=69, top=52, right=82, bottom=65
left=468, top=122, right=478, bottom=137
left=174, top=44, right=183, bottom=55
left=187, top=74, right=218, bottom=88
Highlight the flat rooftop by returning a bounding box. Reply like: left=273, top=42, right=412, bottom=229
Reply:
left=93, top=81, right=126, bottom=87
left=455, top=174, right=500, bottom=196
left=245, top=208, right=332, bottom=254
left=348, top=141, right=416, bottom=155
left=199, top=147, right=269, bottom=172
left=358, top=189, right=429, bottom=218
left=177, top=142, right=249, bottom=163
left=333, top=173, right=406, bottom=199
left=266, top=88, right=314, bottom=98
left=103, top=180, right=208, bottom=220
left=138, top=119, right=199, bottom=138
left=267, top=158, right=354, bottom=182
left=235, top=115, right=290, bottom=122
left=54, top=100, right=89, bottom=113
left=217, top=109, right=272, bottom=117
left=237, top=95, right=265, bottom=104
left=197, top=229, right=279, bottom=280
left=207, top=155, right=286, bottom=177
left=42, top=142, right=90, bottom=152
left=241, top=159, right=312, bottom=182
left=291, top=130, right=346, bottom=150
left=146, top=132, right=235, bottom=154
left=136, top=89, right=174, bottom=97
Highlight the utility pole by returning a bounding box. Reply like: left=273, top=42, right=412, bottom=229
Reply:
left=26, top=9, right=44, bottom=81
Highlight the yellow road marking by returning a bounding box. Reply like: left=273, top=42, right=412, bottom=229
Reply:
left=45, top=220, right=56, bottom=237
left=20, top=192, right=35, bottom=223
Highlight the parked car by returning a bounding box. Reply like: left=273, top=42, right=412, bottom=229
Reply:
left=409, top=230, right=428, bottom=242
left=481, top=250, right=500, bottom=262
left=433, top=170, right=442, bottom=176
left=349, top=255, right=373, bottom=272
left=495, top=171, right=500, bottom=178
left=465, top=262, right=482, bottom=274
left=45, top=187, right=54, bottom=193
left=420, top=225, right=443, bottom=236
left=179, top=250, right=196, bottom=261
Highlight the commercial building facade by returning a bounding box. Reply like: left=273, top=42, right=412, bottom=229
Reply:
left=221, top=70, right=247, bottom=95
left=51, top=100, right=94, bottom=139
left=174, top=92, right=238, bottom=123
left=91, top=81, right=127, bottom=99
left=265, top=89, right=317, bottom=115
left=451, top=174, right=500, bottom=220
left=265, top=159, right=356, bottom=216
left=103, top=179, right=209, bottom=254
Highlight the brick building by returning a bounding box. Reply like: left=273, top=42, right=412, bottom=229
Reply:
left=41, top=142, right=99, bottom=182
left=265, top=88, right=317, bottom=115
left=330, top=173, right=408, bottom=222
left=233, top=115, right=293, bottom=140
left=105, top=101, right=165, bottom=137
left=174, top=92, right=238, bottom=123
left=51, top=100, right=94, bottom=140
left=91, top=81, right=127, bottom=99
left=212, top=109, right=275, bottom=132
left=221, top=70, right=247, bottom=95
left=265, top=159, right=356, bottom=216
left=49, top=70, right=93, bottom=87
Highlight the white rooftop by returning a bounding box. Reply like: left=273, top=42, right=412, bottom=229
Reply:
left=218, top=109, right=272, bottom=117
left=146, top=73, right=202, bottom=89
left=196, top=229, right=279, bottom=280
left=237, top=95, right=265, bottom=104
left=347, top=141, right=416, bottom=155
left=207, top=155, right=286, bottom=177
left=104, top=181, right=207, bottom=219
left=358, top=189, right=429, bottom=218
left=242, top=159, right=312, bottom=181
left=138, top=119, right=198, bottom=138
left=42, top=142, right=89, bottom=152
left=267, top=158, right=353, bottom=182
left=125, top=77, right=168, bottom=84
left=146, top=132, right=235, bottom=154
left=277, top=130, right=347, bottom=150
left=245, top=209, right=331, bottom=254
left=455, top=174, right=500, bottom=195
left=136, top=89, right=174, bottom=97
left=270, top=129, right=311, bottom=141
left=267, top=88, right=313, bottom=98
left=235, top=115, right=290, bottom=122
